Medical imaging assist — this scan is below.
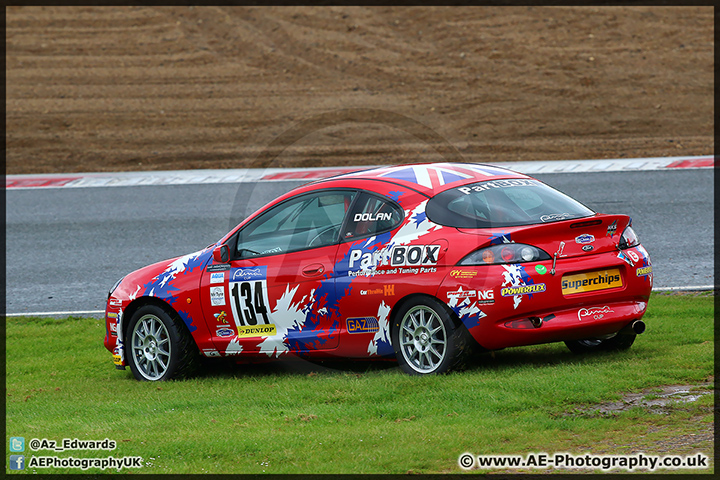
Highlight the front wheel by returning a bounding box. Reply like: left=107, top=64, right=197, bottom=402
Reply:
left=391, top=297, right=470, bottom=375
left=565, top=333, right=636, bottom=354
left=126, top=304, right=198, bottom=381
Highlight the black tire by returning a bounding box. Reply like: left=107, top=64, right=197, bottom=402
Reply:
left=565, top=333, right=637, bottom=354
left=126, top=304, right=199, bottom=381
left=391, top=296, right=471, bottom=375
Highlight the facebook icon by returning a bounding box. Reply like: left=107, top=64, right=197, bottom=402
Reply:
left=10, top=455, right=25, bottom=470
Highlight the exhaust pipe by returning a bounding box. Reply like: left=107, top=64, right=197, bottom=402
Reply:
left=620, top=320, right=646, bottom=335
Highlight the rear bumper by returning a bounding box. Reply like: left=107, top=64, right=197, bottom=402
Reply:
left=478, top=299, right=647, bottom=349
left=439, top=245, right=652, bottom=350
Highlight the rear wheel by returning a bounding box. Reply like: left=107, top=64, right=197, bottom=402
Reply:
left=392, top=297, right=470, bottom=375
left=126, top=304, right=198, bottom=381
left=565, top=333, right=636, bottom=354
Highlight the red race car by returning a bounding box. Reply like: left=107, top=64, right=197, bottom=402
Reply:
left=104, top=163, right=652, bottom=380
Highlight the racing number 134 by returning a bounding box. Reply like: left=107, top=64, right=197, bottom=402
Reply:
left=230, top=281, right=270, bottom=326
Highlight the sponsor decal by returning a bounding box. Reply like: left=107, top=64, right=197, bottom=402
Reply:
left=112, top=354, right=122, bottom=366
left=210, top=286, right=226, bottom=306
left=210, top=272, right=225, bottom=284
left=109, top=299, right=123, bottom=307
left=357, top=286, right=397, bottom=295
left=606, top=220, right=618, bottom=237
left=109, top=321, right=118, bottom=335
left=390, top=244, right=439, bottom=266
left=582, top=245, right=594, bottom=252
left=457, top=178, right=536, bottom=195
left=636, top=265, right=653, bottom=277
left=627, top=250, right=639, bottom=262
left=361, top=288, right=383, bottom=296
left=207, top=263, right=231, bottom=272
left=477, top=289, right=495, bottom=305
left=447, top=288, right=477, bottom=299
left=107, top=312, right=118, bottom=319
left=535, top=265, right=548, bottom=275
left=347, top=317, right=380, bottom=334
left=578, top=306, right=614, bottom=322
left=354, top=212, right=392, bottom=222
left=501, top=283, right=546, bottom=297
left=348, top=245, right=439, bottom=269
left=562, top=268, right=623, bottom=295
left=447, top=288, right=494, bottom=304
left=237, top=324, right=277, bottom=338
left=349, top=266, right=437, bottom=277
left=214, top=311, right=229, bottom=324
left=450, top=269, right=478, bottom=279
left=575, top=234, right=595, bottom=245
left=216, top=327, right=235, bottom=338
left=202, top=348, right=221, bottom=357
left=231, top=266, right=267, bottom=281
left=540, top=213, right=573, bottom=222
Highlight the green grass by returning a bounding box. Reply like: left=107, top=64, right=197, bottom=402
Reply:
left=5, top=293, right=714, bottom=474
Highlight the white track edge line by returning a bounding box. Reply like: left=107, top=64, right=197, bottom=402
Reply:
left=4, top=310, right=105, bottom=317
left=652, top=285, right=716, bottom=292
left=5, top=155, right=714, bottom=190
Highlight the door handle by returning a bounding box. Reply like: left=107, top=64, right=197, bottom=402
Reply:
left=302, top=263, right=325, bottom=277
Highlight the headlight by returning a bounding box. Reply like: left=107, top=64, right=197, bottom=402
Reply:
left=618, top=226, right=639, bottom=249
left=108, top=276, right=124, bottom=298
left=459, top=244, right=551, bottom=265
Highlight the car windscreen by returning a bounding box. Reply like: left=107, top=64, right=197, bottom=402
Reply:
left=425, top=179, right=595, bottom=228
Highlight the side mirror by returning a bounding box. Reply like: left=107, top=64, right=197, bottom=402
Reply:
left=212, top=244, right=230, bottom=263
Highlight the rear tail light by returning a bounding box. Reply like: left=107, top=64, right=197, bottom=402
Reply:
left=618, top=226, right=639, bottom=249
left=460, top=244, right=551, bottom=265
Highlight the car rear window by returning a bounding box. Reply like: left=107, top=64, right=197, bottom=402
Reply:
left=425, top=179, right=595, bottom=228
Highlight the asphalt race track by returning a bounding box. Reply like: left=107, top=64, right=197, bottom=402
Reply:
left=5, top=168, right=713, bottom=316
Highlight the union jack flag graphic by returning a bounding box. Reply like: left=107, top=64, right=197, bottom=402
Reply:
left=376, top=163, right=515, bottom=189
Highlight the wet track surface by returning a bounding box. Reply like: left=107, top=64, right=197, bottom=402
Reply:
left=5, top=169, right=713, bottom=315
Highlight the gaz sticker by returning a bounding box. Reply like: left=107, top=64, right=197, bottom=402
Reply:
left=347, top=317, right=380, bottom=334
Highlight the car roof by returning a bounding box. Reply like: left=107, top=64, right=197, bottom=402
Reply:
left=317, top=162, right=530, bottom=196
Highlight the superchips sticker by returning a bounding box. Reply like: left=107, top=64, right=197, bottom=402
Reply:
left=562, top=269, right=623, bottom=295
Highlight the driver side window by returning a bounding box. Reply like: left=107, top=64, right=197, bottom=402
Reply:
left=235, top=190, right=356, bottom=259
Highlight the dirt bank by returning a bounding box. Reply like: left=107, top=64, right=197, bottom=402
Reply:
left=5, top=6, right=714, bottom=174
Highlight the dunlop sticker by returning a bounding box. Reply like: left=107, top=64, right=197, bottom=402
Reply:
left=237, top=324, right=277, bottom=338
left=562, top=268, right=623, bottom=295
